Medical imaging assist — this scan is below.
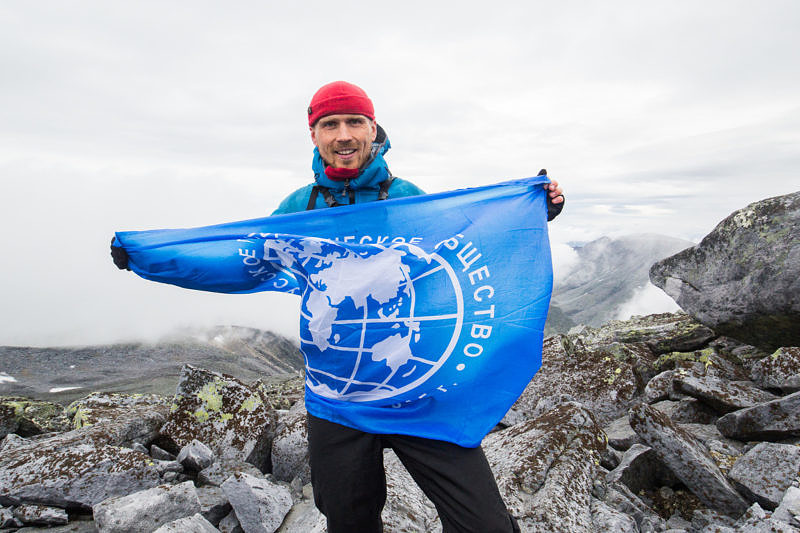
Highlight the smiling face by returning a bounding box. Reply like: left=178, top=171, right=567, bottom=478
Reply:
left=311, top=114, right=378, bottom=169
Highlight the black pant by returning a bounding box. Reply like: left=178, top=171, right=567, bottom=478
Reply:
left=307, top=414, right=520, bottom=533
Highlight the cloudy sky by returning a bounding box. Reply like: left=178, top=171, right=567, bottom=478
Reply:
left=1, top=1, right=798, bottom=346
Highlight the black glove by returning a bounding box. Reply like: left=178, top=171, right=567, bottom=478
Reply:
left=110, top=237, right=130, bottom=271
left=539, top=168, right=565, bottom=221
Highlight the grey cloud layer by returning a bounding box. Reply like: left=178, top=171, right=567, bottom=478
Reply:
left=1, top=1, right=798, bottom=345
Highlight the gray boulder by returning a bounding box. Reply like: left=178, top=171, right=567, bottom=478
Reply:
left=652, top=398, right=719, bottom=424
left=10, top=522, right=99, bottom=532
left=0, top=440, right=162, bottom=509
left=151, top=444, right=177, bottom=462
left=66, top=392, right=168, bottom=428
left=198, top=457, right=265, bottom=488
left=270, top=402, right=310, bottom=484
left=773, top=486, right=800, bottom=527
left=152, top=513, right=220, bottom=533
left=0, top=507, right=21, bottom=529
left=602, top=481, right=668, bottom=532
left=0, top=432, right=29, bottom=453
left=606, top=443, right=678, bottom=494
left=673, top=374, right=777, bottom=413
left=92, top=481, right=201, bottom=533
left=716, top=390, right=800, bottom=440
left=650, top=191, right=800, bottom=351
left=590, top=497, right=639, bottom=532
left=218, top=511, right=243, bottom=533
left=177, top=439, right=216, bottom=472
left=159, top=365, right=278, bottom=472
left=13, top=504, right=68, bottom=526
left=750, top=347, right=800, bottom=393
left=484, top=402, right=606, bottom=532
left=196, top=486, right=231, bottom=527
left=574, top=312, right=715, bottom=355
left=221, top=472, right=292, bottom=533
left=628, top=402, right=749, bottom=516
left=692, top=508, right=739, bottom=531
left=728, top=442, right=800, bottom=510
left=600, top=444, right=624, bottom=471
left=275, top=495, right=326, bottom=533
left=603, top=415, right=642, bottom=451
left=734, top=502, right=799, bottom=532
left=645, top=370, right=676, bottom=403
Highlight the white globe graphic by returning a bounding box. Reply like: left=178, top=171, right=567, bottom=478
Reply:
left=266, top=236, right=463, bottom=404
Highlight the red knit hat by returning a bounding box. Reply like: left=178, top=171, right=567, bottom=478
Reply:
left=307, top=81, right=375, bottom=126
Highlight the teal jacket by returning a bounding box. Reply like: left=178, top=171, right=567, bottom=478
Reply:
left=272, top=126, right=425, bottom=215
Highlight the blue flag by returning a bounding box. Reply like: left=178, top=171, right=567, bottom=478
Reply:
left=114, top=176, right=553, bottom=447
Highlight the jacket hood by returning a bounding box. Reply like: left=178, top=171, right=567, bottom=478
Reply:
left=311, top=124, right=392, bottom=190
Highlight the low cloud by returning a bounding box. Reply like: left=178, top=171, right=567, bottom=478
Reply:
left=551, top=242, right=581, bottom=285
left=616, top=282, right=681, bottom=321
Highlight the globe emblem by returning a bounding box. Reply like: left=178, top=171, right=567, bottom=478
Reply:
left=266, top=236, right=463, bottom=404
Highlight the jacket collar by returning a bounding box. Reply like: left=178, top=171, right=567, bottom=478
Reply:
left=311, top=125, right=391, bottom=190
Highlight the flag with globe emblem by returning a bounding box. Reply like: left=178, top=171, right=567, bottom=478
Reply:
left=113, top=175, right=553, bottom=447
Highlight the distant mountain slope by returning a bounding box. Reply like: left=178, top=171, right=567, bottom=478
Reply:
left=0, top=326, right=303, bottom=404
left=549, top=234, right=694, bottom=329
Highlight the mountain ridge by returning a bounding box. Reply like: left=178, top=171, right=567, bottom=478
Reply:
left=0, top=325, right=303, bottom=404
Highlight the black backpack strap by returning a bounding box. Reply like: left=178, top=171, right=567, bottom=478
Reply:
left=306, top=186, right=321, bottom=210
left=308, top=172, right=395, bottom=210
left=378, top=173, right=395, bottom=201
left=319, top=186, right=340, bottom=207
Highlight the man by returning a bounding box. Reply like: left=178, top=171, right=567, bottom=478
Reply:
left=275, top=82, right=563, bottom=533
left=112, top=81, right=564, bottom=532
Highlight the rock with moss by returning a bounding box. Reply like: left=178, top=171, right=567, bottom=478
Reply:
left=0, top=507, right=21, bottom=529
left=0, top=439, right=163, bottom=509
left=673, top=374, right=778, bottom=413
left=602, top=415, right=641, bottom=451
left=628, top=402, right=749, bottom=517
left=601, top=480, right=668, bottom=531
left=255, top=374, right=304, bottom=411
left=728, top=442, right=800, bottom=511
left=484, top=402, right=607, bottom=532
left=0, top=397, right=70, bottom=439
left=0, top=402, right=17, bottom=439
left=652, top=398, right=719, bottom=425
left=65, top=392, right=168, bottom=428
left=574, top=312, right=715, bottom=355
left=606, top=443, right=679, bottom=494
left=12, top=504, right=69, bottom=526
left=716, top=390, right=800, bottom=441
left=750, top=347, right=800, bottom=393
left=197, top=457, right=264, bottom=488
left=271, top=402, right=310, bottom=484
left=159, top=365, right=278, bottom=472
left=644, top=370, right=677, bottom=403
left=650, top=191, right=800, bottom=351
left=590, top=497, right=640, bottom=532
left=507, top=335, right=643, bottom=425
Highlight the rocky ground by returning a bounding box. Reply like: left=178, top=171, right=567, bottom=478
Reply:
left=0, top=192, right=797, bottom=532
left=1, top=312, right=798, bottom=532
